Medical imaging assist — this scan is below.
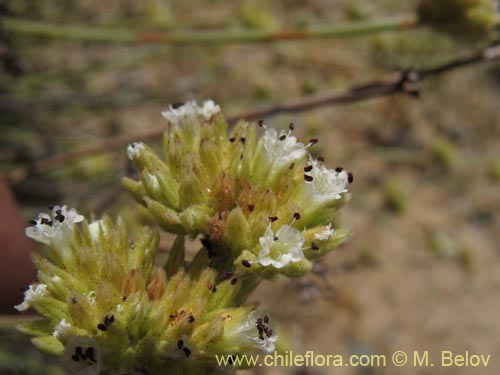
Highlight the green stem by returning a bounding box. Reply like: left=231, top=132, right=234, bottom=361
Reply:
left=1, top=15, right=418, bottom=45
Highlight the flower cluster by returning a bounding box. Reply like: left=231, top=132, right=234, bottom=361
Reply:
left=18, top=208, right=277, bottom=375
left=123, top=100, right=351, bottom=278
left=18, top=101, right=352, bottom=375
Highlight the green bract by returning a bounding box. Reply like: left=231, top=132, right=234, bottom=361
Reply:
left=18, top=101, right=352, bottom=375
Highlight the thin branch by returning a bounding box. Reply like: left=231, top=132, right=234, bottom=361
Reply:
left=6, top=43, right=500, bottom=185
left=1, top=15, right=417, bottom=44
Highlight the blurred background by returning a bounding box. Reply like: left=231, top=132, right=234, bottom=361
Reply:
left=1, top=0, right=500, bottom=374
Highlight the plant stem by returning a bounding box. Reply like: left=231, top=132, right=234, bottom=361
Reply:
left=1, top=15, right=417, bottom=44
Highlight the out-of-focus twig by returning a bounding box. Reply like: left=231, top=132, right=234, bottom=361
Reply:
left=6, top=42, right=500, bottom=185
left=2, top=15, right=417, bottom=44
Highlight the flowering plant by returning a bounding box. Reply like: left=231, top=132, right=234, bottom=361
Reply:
left=16, top=101, right=352, bottom=375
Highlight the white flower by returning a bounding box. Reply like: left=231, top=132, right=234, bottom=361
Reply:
left=161, top=101, right=198, bottom=125
left=258, top=225, right=305, bottom=269
left=199, top=100, right=220, bottom=120
left=262, top=128, right=307, bottom=170
left=242, top=311, right=278, bottom=353
left=314, top=223, right=336, bottom=241
left=25, top=205, right=84, bottom=247
left=162, top=100, right=221, bottom=126
left=61, top=336, right=101, bottom=375
left=15, top=283, right=48, bottom=312
left=53, top=319, right=72, bottom=340
left=305, top=157, right=348, bottom=205
left=126, top=142, right=145, bottom=161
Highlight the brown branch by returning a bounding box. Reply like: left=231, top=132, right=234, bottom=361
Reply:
left=7, top=42, right=500, bottom=185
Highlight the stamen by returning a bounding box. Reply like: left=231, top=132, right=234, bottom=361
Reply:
left=309, top=138, right=318, bottom=145
left=241, top=260, right=251, bottom=268
left=240, top=137, right=246, bottom=144
left=293, top=212, right=301, bottom=220
left=317, top=156, right=325, bottom=162
left=304, top=175, right=314, bottom=182
left=177, top=340, right=184, bottom=349
left=231, top=277, right=238, bottom=285
left=348, top=172, right=354, bottom=183
left=182, top=347, right=191, bottom=357
left=229, top=137, right=236, bottom=143
left=248, top=204, right=255, bottom=212
left=335, top=167, right=344, bottom=172
left=304, top=165, right=313, bottom=172
left=279, top=134, right=287, bottom=141
left=289, top=123, right=295, bottom=131
left=97, top=323, right=107, bottom=331
left=310, top=242, right=319, bottom=250
left=172, top=102, right=184, bottom=109
left=268, top=216, right=278, bottom=223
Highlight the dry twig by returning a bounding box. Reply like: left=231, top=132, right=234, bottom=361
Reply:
left=7, top=43, right=500, bottom=185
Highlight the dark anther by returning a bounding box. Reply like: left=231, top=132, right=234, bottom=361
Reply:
left=279, top=134, right=287, bottom=141
left=273, top=236, right=279, bottom=241
left=248, top=204, right=255, bottom=212
left=293, top=212, right=301, bottom=220
left=55, top=213, right=65, bottom=222
left=240, top=137, right=246, bottom=144
left=40, top=218, right=53, bottom=226
left=187, top=315, right=195, bottom=323
left=182, top=347, right=191, bottom=357
left=177, top=340, right=184, bottom=349
left=212, top=286, right=218, bottom=293
left=268, top=216, right=278, bottom=223
left=231, top=277, right=238, bottom=285
left=72, top=354, right=80, bottom=362
left=266, top=329, right=273, bottom=337
left=172, top=102, right=184, bottom=109
left=317, top=156, right=324, bottom=162
left=309, top=138, right=318, bottom=145
left=289, top=162, right=295, bottom=170
left=241, top=260, right=251, bottom=268
left=258, top=120, right=264, bottom=127
left=304, top=175, right=314, bottom=182
left=311, top=242, right=320, bottom=250
left=304, top=165, right=313, bottom=172
left=348, top=172, right=354, bottom=183
left=97, top=323, right=107, bottom=331
left=229, top=137, right=236, bottom=143
left=289, top=123, right=295, bottom=130
left=335, top=167, right=343, bottom=173
left=75, top=346, right=83, bottom=355
left=29, top=220, right=37, bottom=225
left=85, top=347, right=96, bottom=363
left=263, top=315, right=269, bottom=324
